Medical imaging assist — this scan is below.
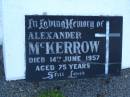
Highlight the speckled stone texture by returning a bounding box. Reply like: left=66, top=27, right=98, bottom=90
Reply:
left=0, top=47, right=130, bottom=97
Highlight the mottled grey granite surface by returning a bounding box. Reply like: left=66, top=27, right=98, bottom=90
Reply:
left=0, top=47, right=130, bottom=97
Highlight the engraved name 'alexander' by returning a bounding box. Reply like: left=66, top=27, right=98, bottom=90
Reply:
left=28, top=31, right=81, bottom=40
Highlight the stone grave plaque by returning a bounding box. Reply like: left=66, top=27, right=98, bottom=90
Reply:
left=25, top=15, right=122, bottom=81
